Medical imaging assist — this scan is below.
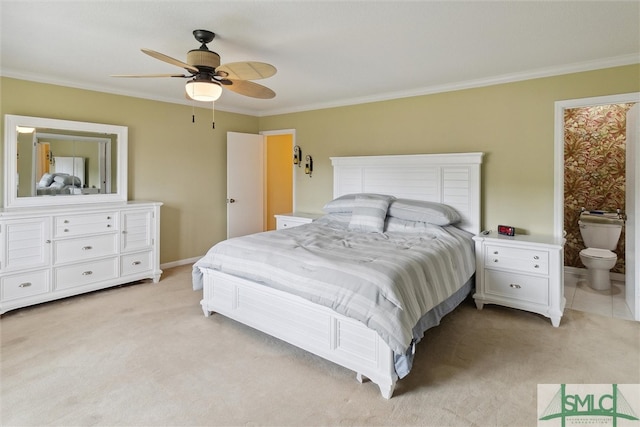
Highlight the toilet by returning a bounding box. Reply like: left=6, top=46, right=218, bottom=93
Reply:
left=578, top=212, right=624, bottom=291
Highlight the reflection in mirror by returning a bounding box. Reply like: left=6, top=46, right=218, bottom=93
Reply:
left=17, top=129, right=116, bottom=197
left=4, top=115, right=127, bottom=208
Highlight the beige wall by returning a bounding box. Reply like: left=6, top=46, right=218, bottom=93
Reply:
left=260, top=65, right=640, bottom=236
left=1, top=77, right=259, bottom=264
left=2, top=65, right=639, bottom=265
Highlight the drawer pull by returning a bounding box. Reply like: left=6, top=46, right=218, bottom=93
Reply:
left=45, top=240, right=51, bottom=244
left=19, top=282, right=32, bottom=288
left=493, top=251, right=499, bottom=255
left=82, top=246, right=93, bottom=251
left=132, top=261, right=142, bottom=266
left=82, top=271, right=93, bottom=276
left=64, top=220, right=69, bottom=224
left=534, top=264, right=539, bottom=269
left=509, top=283, right=521, bottom=289
left=106, top=224, right=111, bottom=228
left=107, top=216, right=111, bottom=220
left=493, top=259, right=499, bottom=263
left=64, top=229, right=69, bottom=232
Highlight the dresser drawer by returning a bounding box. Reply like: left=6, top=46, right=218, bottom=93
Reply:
left=484, top=244, right=548, bottom=274
left=484, top=269, right=548, bottom=305
left=54, top=212, right=117, bottom=237
left=1, top=270, right=50, bottom=301
left=121, top=251, right=152, bottom=276
left=54, top=257, right=118, bottom=290
left=54, top=233, right=118, bottom=264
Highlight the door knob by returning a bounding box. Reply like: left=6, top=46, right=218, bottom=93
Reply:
left=227, top=198, right=236, bottom=203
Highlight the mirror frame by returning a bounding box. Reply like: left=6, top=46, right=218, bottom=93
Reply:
left=4, top=114, right=128, bottom=208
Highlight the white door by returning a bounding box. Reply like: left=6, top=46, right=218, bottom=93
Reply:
left=227, top=132, right=264, bottom=239
left=626, top=104, right=639, bottom=320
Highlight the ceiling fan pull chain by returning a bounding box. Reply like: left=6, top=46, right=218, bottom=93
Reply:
left=212, top=102, right=215, bottom=129
left=192, top=103, right=195, bottom=123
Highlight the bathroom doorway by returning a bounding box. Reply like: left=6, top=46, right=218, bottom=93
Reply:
left=554, top=92, right=640, bottom=321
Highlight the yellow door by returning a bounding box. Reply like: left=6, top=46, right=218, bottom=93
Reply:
left=265, top=134, right=293, bottom=230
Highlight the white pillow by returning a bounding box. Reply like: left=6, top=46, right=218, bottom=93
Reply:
left=53, top=174, right=81, bottom=186
left=347, top=194, right=394, bottom=233
left=38, top=173, right=55, bottom=188
left=387, top=199, right=461, bottom=226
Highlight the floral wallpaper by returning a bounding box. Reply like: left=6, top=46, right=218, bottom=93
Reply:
left=564, top=103, right=633, bottom=274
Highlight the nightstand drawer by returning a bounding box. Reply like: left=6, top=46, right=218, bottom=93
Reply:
left=485, top=269, right=548, bottom=305
left=484, top=244, right=548, bottom=274
left=274, top=213, right=319, bottom=230
left=276, top=218, right=308, bottom=229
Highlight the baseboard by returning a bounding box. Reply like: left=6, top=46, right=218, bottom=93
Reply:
left=160, top=256, right=202, bottom=270
left=564, top=266, right=625, bottom=283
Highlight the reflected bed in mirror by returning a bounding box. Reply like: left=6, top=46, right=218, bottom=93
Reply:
left=4, top=115, right=128, bottom=208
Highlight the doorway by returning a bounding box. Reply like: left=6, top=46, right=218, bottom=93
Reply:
left=554, top=92, right=640, bottom=321
left=226, top=130, right=296, bottom=238
left=263, top=131, right=295, bottom=230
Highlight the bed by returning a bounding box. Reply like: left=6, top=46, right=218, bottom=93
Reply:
left=193, top=152, right=483, bottom=398
left=36, top=172, right=83, bottom=195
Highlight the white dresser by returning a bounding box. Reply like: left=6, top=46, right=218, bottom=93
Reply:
left=0, top=201, right=162, bottom=314
left=274, top=212, right=321, bottom=230
left=473, top=231, right=565, bottom=327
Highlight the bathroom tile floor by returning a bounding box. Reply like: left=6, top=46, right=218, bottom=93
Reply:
left=564, top=273, right=634, bottom=320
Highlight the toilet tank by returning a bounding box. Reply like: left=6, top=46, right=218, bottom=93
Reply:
left=578, top=218, right=623, bottom=250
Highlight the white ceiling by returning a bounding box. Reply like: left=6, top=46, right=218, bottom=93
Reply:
left=1, top=1, right=638, bottom=116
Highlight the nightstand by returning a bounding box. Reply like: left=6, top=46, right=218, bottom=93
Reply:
left=473, top=231, right=565, bottom=327
left=274, top=212, right=322, bottom=230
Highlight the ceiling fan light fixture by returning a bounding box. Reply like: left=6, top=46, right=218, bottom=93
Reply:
left=185, top=80, right=223, bottom=102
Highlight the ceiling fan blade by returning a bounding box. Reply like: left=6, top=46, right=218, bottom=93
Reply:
left=141, top=48, right=199, bottom=74
left=216, top=62, right=277, bottom=80
left=111, top=73, right=188, bottom=78
left=223, top=79, right=275, bottom=99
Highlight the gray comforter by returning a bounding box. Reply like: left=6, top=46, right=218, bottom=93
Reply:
left=193, top=215, right=475, bottom=356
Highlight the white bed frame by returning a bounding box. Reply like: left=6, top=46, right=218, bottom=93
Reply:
left=200, top=152, right=483, bottom=398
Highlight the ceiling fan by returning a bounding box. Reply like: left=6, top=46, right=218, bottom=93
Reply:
left=112, top=29, right=276, bottom=103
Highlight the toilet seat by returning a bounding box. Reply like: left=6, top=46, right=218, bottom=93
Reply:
left=580, top=247, right=616, bottom=259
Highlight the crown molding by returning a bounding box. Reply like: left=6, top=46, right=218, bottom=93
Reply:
left=2, top=53, right=637, bottom=118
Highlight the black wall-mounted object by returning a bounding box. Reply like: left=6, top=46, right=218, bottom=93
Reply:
left=293, top=145, right=301, bottom=166
left=305, top=155, right=313, bottom=177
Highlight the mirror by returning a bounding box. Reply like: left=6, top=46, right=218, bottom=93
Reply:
left=4, top=115, right=128, bottom=208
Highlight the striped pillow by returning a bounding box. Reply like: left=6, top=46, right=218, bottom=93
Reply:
left=323, top=193, right=392, bottom=213
left=348, top=194, right=394, bottom=233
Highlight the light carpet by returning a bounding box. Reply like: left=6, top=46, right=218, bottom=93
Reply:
left=1, top=265, right=638, bottom=426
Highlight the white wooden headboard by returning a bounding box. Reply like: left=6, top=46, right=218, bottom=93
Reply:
left=330, top=153, right=484, bottom=235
